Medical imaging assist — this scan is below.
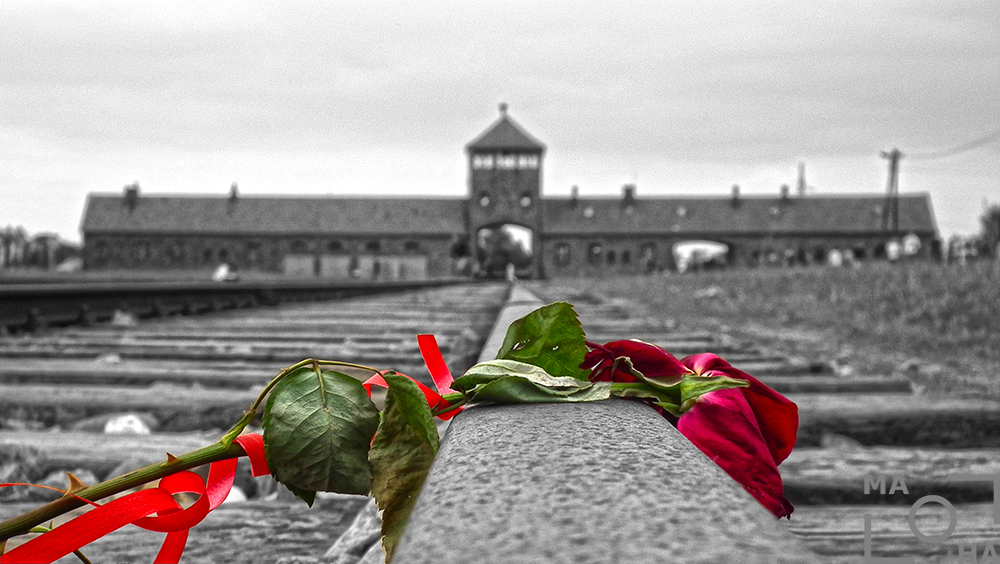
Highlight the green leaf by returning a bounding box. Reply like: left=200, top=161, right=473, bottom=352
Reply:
left=453, top=359, right=593, bottom=394
left=262, top=367, right=381, bottom=505
left=609, top=381, right=679, bottom=403
left=495, top=301, right=591, bottom=380
left=679, top=373, right=750, bottom=405
left=609, top=381, right=683, bottom=416
left=654, top=401, right=683, bottom=417
left=619, top=356, right=683, bottom=390
left=469, top=376, right=611, bottom=404
left=453, top=359, right=609, bottom=404
left=370, top=373, right=440, bottom=563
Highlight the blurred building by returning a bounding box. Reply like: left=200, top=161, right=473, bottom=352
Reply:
left=80, top=106, right=938, bottom=278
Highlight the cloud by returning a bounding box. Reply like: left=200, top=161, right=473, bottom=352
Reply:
left=0, top=0, right=996, bottom=240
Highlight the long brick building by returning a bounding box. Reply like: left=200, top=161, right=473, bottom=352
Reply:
left=81, top=105, right=938, bottom=279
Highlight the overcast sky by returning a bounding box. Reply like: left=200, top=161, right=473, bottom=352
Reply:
left=2, top=0, right=997, bottom=243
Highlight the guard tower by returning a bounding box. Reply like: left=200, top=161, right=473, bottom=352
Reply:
left=465, top=103, right=546, bottom=278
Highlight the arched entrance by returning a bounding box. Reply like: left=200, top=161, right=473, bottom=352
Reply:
left=672, top=240, right=730, bottom=273
left=475, top=224, right=534, bottom=279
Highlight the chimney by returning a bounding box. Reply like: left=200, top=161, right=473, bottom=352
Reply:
left=123, top=182, right=139, bottom=211
left=780, top=184, right=790, bottom=202
left=570, top=185, right=579, bottom=207
left=622, top=184, right=637, bottom=214
left=228, top=182, right=239, bottom=215
left=731, top=184, right=740, bottom=208
left=622, top=184, right=636, bottom=204
left=797, top=162, right=807, bottom=197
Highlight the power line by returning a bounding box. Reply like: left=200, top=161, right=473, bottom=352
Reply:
left=907, top=127, right=1000, bottom=160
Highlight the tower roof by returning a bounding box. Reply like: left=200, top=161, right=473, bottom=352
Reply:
left=466, top=104, right=546, bottom=152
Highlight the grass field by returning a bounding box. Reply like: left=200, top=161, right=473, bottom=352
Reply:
left=576, top=260, right=1000, bottom=401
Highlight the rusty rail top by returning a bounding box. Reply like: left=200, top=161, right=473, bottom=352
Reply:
left=0, top=278, right=477, bottom=332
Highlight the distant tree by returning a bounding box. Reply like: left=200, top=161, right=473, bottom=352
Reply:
left=1, top=226, right=29, bottom=268
left=980, top=205, right=1000, bottom=259
left=0, top=227, right=80, bottom=270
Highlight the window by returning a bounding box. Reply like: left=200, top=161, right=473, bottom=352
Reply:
left=640, top=243, right=656, bottom=272
left=520, top=192, right=533, bottom=208
left=676, top=206, right=687, bottom=218
left=365, top=241, right=381, bottom=253
left=479, top=193, right=491, bottom=208
left=588, top=243, right=603, bottom=264
left=622, top=250, right=631, bottom=264
left=472, top=154, right=494, bottom=169
left=496, top=154, right=517, bottom=169
left=290, top=239, right=308, bottom=253
left=247, top=242, right=261, bottom=263
left=556, top=243, right=571, bottom=266
left=327, top=241, right=344, bottom=252
left=517, top=155, right=539, bottom=169
left=167, top=242, right=184, bottom=264
left=404, top=241, right=421, bottom=253
left=607, top=250, right=616, bottom=265
left=583, top=206, right=595, bottom=219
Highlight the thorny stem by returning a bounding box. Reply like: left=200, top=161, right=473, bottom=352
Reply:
left=1, top=358, right=393, bottom=542
left=0, top=441, right=249, bottom=542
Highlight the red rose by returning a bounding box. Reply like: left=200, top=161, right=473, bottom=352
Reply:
left=680, top=353, right=798, bottom=469
left=582, top=342, right=798, bottom=518
left=583, top=339, right=688, bottom=383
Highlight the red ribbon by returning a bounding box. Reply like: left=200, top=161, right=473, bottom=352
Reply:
left=2, top=433, right=269, bottom=564
left=362, top=333, right=463, bottom=420
left=417, top=334, right=457, bottom=395
left=2, top=335, right=457, bottom=563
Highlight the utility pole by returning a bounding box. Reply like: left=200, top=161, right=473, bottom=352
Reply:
left=880, top=148, right=903, bottom=232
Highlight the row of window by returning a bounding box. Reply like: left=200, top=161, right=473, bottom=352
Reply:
left=90, top=239, right=427, bottom=267
left=471, top=153, right=540, bottom=170
left=554, top=242, right=657, bottom=267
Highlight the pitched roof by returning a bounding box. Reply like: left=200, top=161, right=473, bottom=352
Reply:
left=466, top=109, right=545, bottom=152
left=81, top=194, right=467, bottom=236
left=542, top=193, right=937, bottom=237
left=81, top=192, right=938, bottom=239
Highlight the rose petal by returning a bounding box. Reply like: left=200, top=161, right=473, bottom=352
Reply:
left=681, top=353, right=798, bottom=465
left=677, top=389, right=794, bottom=518
left=583, top=340, right=689, bottom=382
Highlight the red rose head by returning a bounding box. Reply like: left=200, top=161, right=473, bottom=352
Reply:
left=678, top=353, right=798, bottom=518
left=582, top=339, right=689, bottom=383
left=582, top=342, right=799, bottom=518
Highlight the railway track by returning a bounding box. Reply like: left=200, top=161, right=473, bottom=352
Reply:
left=2, top=280, right=996, bottom=563
left=528, top=282, right=1000, bottom=564
left=0, top=278, right=470, bottom=333
left=0, top=282, right=508, bottom=562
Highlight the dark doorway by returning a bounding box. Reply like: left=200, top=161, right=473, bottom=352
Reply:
left=475, top=224, right=533, bottom=278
